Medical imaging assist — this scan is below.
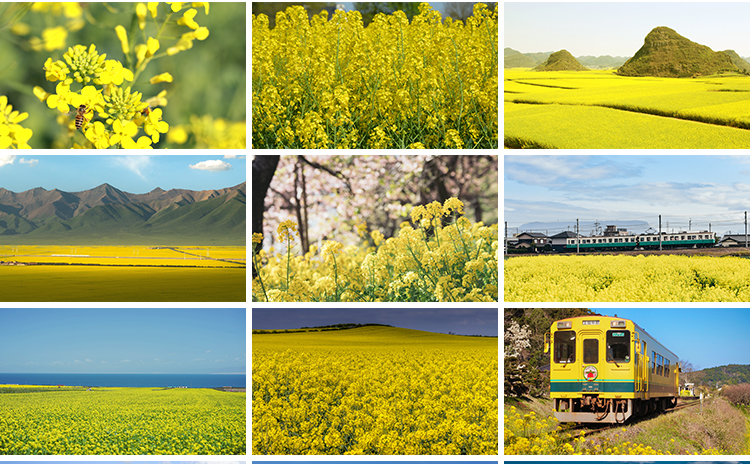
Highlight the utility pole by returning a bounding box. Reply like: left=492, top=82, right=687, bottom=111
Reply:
left=689, top=218, right=692, bottom=231
left=504, top=221, right=508, bottom=253
left=576, top=218, right=580, bottom=254
left=745, top=211, right=748, bottom=248
left=659, top=215, right=662, bottom=251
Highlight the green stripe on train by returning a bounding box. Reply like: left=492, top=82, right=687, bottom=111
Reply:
left=551, top=381, right=635, bottom=392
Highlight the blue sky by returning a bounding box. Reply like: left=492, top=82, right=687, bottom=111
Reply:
left=252, top=308, right=498, bottom=336
left=587, top=308, right=750, bottom=369
left=0, top=309, right=246, bottom=374
left=505, top=3, right=750, bottom=57
left=505, top=155, right=750, bottom=236
left=0, top=155, right=246, bottom=194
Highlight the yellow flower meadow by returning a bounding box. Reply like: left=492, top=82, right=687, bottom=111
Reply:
left=253, top=326, right=498, bottom=454
left=0, top=386, right=245, bottom=454
left=252, top=2, right=498, bottom=148
left=253, top=197, right=498, bottom=302
left=505, top=254, right=750, bottom=301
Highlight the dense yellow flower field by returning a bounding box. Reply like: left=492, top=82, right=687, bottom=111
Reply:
left=253, top=326, right=498, bottom=454
left=0, top=387, right=245, bottom=454
left=505, top=254, right=750, bottom=301
left=252, top=3, right=498, bottom=148
left=0, top=245, right=245, bottom=268
left=253, top=198, right=498, bottom=302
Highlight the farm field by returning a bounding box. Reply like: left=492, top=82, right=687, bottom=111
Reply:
left=252, top=326, right=498, bottom=454
left=505, top=254, right=750, bottom=301
left=0, top=386, right=245, bottom=455
left=0, top=266, right=245, bottom=302
left=0, top=245, right=246, bottom=267
left=252, top=3, right=498, bottom=149
left=0, top=245, right=246, bottom=301
left=504, top=69, right=750, bottom=148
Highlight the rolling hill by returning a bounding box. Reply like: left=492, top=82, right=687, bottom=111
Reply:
left=617, top=26, right=740, bottom=77
left=533, top=50, right=588, bottom=71
left=0, top=182, right=246, bottom=245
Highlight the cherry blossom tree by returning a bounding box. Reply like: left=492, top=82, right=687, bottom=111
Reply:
left=252, top=155, right=497, bottom=253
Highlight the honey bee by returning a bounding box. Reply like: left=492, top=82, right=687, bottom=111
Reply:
left=71, top=104, right=91, bottom=130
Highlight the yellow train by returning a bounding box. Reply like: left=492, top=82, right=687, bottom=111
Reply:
left=545, top=314, right=679, bottom=423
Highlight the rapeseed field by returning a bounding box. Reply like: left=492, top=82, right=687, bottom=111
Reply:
left=253, top=326, right=498, bottom=454
left=505, top=254, right=750, bottom=301
left=252, top=197, right=498, bottom=302
left=252, top=3, right=498, bottom=148
left=0, top=387, right=245, bottom=454
left=504, top=69, right=750, bottom=148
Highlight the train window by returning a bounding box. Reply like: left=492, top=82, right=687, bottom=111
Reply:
left=652, top=350, right=656, bottom=373
left=657, top=354, right=663, bottom=376
left=665, top=359, right=670, bottom=378
left=584, top=339, right=598, bottom=364
left=606, top=330, right=630, bottom=363
left=554, top=331, right=576, bottom=363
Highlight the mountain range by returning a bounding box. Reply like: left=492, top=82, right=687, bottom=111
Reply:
left=505, top=47, right=629, bottom=69
left=0, top=182, right=246, bottom=245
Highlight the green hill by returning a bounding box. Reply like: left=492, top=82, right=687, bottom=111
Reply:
left=504, top=47, right=537, bottom=68
left=534, top=49, right=588, bottom=71
left=617, top=26, right=739, bottom=77
left=692, top=364, right=750, bottom=387
left=721, top=50, right=750, bottom=74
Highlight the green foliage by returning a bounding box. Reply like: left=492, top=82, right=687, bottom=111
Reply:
left=534, top=50, right=587, bottom=72
left=617, top=27, right=739, bottom=77
left=353, top=2, right=421, bottom=26
left=694, top=364, right=750, bottom=386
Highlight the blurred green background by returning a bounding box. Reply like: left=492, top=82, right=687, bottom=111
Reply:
left=0, top=2, right=246, bottom=148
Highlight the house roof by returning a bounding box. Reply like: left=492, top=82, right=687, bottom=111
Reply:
left=550, top=231, right=579, bottom=238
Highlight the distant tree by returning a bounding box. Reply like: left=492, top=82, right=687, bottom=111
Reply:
left=353, top=2, right=421, bottom=26
left=680, top=359, right=697, bottom=386
left=444, top=2, right=498, bottom=22
left=252, top=2, right=335, bottom=28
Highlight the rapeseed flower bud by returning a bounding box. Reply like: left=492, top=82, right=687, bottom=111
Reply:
left=136, top=3, right=148, bottom=29
left=115, top=25, right=130, bottom=54
left=63, top=44, right=107, bottom=85
left=149, top=72, right=173, bottom=84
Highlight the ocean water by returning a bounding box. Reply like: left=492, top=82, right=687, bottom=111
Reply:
left=0, top=373, right=245, bottom=388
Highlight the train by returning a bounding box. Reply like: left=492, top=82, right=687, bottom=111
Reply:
left=564, top=227, right=716, bottom=252
left=545, top=314, right=679, bottom=423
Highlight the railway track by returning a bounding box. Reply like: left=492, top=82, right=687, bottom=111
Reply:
left=562, top=399, right=701, bottom=439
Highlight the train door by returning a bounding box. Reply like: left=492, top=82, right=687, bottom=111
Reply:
left=580, top=329, right=603, bottom=392
left=634, top=332, right=641, bottom=393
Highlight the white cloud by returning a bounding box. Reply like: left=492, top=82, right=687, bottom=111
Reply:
left=85, top=358, right=93, bottom=362
left=121, top=359, right=131, bottom=363
left=19, top=157, right=38, bottom=166
left=193, top=358, right=204, bottom=362
left=206, top=350, right=211, bottom=353
left=113, top=155, right=153, bottom=180
left=223, top=155, right=245, bottom=159
left=0, top=154, right=16, bottom=168
left=190, top=160, right=233, bottom=171
left=74, top=359, right=82, bottom=364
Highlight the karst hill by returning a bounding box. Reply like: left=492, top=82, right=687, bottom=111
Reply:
left=533, top=49, right=588, bottom=71
left=617, top=26, right=740, bottom=77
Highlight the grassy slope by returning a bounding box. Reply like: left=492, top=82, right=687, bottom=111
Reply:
left=253, top=326, right=498, bottom=350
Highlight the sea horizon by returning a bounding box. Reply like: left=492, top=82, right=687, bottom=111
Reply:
left=0, top=372, right=246, bottom=388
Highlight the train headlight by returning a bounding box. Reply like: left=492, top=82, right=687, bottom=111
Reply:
left=611, top=320, right=627, bottom=328
left=557, top=321, right=572, bottom=329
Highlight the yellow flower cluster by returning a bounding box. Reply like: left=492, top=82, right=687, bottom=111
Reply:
left=252, top=2, right=498, bottom=148
left=504, top=407, right=722, bottom=455
left=0, top=96, right=33, bottom=148
left=253, top=326, right=498, bottom=455
left=505, top=254, right=750, bottom=302
left=36, top=2, right=212, bottom=148
left=253, top=198, right=498, bottom=302
left=168, top=115, right=246, bottom=148
left=0, top=386, right=245, bottom=454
